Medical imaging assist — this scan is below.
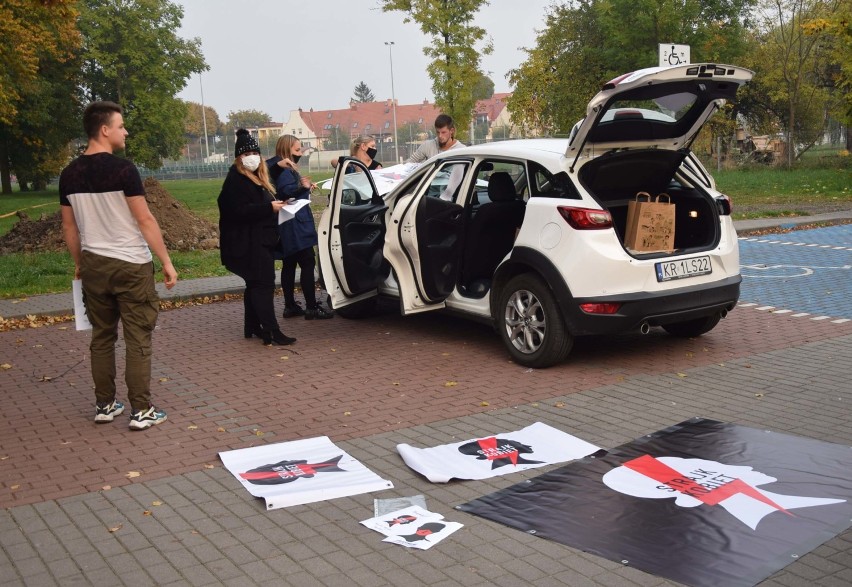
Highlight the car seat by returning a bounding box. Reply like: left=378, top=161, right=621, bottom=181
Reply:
left=462, top=171, right=526, bottom=290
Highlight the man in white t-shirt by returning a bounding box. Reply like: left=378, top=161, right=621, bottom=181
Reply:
left=60, top=101, right=177, bottom=430
left=408, top=114, right=466, bottom=164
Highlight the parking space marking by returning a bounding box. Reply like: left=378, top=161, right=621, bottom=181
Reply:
left=739, top=237, right=852, bottom=252
left=736, top=302, right=848, bottom=325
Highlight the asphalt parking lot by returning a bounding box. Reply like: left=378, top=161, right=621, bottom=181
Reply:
left=739, top=224, right=852, bottom=320
left=1, top=220, right=851, bottom=586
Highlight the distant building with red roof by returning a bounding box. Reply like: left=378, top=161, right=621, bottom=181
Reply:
left=256, top=94, right=519, bottom=166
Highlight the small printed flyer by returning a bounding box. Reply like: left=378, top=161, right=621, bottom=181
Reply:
left=360, top=505, right=463, bottom=551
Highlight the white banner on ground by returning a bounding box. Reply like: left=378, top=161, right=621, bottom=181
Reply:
left=396, top=421, right=600, bottom=483
left=219, top=436, right=394, bottom=510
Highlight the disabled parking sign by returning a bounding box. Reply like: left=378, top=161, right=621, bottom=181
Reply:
left=660, top=44, right=690, bottom=67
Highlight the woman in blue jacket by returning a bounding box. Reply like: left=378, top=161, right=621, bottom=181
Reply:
left=267, top=135, right=333, bottom=320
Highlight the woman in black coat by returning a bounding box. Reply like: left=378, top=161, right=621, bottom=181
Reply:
left=218, top=129, right=296, bottom=346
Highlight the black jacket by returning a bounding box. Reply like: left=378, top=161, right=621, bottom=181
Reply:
left=217, top=166, right=278, bottom=280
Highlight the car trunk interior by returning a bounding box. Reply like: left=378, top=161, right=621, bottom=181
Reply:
left=577, top=149, right=720, bottom=254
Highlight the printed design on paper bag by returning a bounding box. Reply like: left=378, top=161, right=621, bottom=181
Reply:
left=239, top=455, right=345, bottom=485
left=604, top=455, right=845, bottom=530
left=458, top=436, right=544, bottom=470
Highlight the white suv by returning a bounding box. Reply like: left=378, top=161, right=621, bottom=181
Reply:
left=318, top=63, right=753, bottom=368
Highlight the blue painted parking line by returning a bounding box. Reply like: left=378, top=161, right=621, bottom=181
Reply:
left=738, top=224, right=852, bottom=320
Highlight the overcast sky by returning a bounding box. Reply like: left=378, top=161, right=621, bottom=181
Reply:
left=175, top=0, right=554, bottom=123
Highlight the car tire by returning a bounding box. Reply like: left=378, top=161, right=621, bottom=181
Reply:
left=661, top=314, right=721, bottom=337
left=497, top=274, right=573, bottom=368
left=334, top=297, right=378, bottom=319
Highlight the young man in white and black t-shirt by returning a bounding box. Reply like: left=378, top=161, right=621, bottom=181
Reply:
left=60, top=101, right=177, bottom=430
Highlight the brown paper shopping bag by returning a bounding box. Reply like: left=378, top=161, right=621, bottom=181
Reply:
left=624, top=192, right=675, bottom=252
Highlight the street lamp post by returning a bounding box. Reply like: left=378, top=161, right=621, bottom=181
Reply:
left=199, top=75, right=210, bottom=161
left=384, top=41, right=399, bottom=163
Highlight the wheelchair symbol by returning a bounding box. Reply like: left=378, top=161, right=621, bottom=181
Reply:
left=667, top=46, right=682, bottom=66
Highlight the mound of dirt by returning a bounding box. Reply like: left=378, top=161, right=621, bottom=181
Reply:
left=0, top=177, right=219, bottom=254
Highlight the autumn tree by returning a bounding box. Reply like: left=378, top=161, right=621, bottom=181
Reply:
left=77, top=0, right=206, bottom=169
left=380, top=0, right=493, bottom=141
left=801, top=0, right=852, bottom=149
left=352, top=81, right=376, bottom=103
left=0, top=0, right=81, bottom=193
left=184, top=101, right=222, bottom=147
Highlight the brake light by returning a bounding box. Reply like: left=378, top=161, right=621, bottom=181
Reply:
left=558, top=206, right=613, bottom=230
left=716, top=194, right=732, bottom=216
left=579, top=302, right=622, bottom=314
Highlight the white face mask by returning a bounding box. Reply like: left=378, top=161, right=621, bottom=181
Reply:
left=242, top=154, right=261, bottom=171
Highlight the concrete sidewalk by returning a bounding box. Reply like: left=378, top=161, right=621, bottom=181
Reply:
left=1, top=213, right=851, bottom=586
left=2, top=211, right=850, bottom=321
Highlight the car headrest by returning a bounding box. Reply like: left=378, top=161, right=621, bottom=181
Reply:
left=487, top=172, right=516, bottom=203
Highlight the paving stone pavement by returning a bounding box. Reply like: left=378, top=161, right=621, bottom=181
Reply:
left=1, top=213, right=852, bottom=586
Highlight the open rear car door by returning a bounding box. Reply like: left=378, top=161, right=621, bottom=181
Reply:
left=317, top=158, right=389, bottom=310
left=384, top=160, right=468, bottom=314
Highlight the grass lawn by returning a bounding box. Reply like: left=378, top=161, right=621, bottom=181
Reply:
left=0, top=165, right=848, bottom=299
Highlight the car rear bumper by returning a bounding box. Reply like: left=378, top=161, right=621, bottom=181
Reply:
left=563, top=276, right=741, bottom=335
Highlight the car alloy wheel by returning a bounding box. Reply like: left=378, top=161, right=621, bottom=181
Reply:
left=498, top=274, right=573, bottom=368
left=505, top=288, right=546, bottom=354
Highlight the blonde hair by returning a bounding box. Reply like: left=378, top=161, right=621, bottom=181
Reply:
left=349, top=135, right=375, bottom=157
left=275, top=134, right=301, bottom=167
left=235, top=153, right=275, bottom=193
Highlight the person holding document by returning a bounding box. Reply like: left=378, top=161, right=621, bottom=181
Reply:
left=59, top=101, right=176, bottom=430
left=268, top=134, right=333, bottom=320
left=218, top=129, right=297, bottom=346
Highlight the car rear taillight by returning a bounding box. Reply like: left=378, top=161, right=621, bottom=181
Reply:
left=579, top=302, right=622, bottom=314
left=558, top=206, right=613, bottom=230
left=716, top=194, right=732, bottom=216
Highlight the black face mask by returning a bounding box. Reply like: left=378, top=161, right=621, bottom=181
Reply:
left=366, top=147, right=378, bottom=160
left=291, top=154, right=302, bottom=164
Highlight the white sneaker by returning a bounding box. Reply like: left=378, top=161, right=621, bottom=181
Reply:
left=94, top=400, right=125, bottom=423
left=129, top=406, right=167, bottom=430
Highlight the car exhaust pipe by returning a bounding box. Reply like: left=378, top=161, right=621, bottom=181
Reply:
left=639, top=322, right=651, bottom=335
left=720, top=309, right=728, bottom=319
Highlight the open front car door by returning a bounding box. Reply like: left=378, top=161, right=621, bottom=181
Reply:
left=384, top=160, right=468, bottom=314
left=317, top=158, right=389, bottom=310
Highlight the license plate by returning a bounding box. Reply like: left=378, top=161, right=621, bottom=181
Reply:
left=655, top=256, right=712, bottom=282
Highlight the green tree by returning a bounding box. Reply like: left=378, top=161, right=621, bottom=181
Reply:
left=6, top=53, right=82, bottom=191
left=740, top=0, right=841, bottom=166
left=226, top=109, right=273, bottom=132
left=472, top=73, right=494, bottom=101
left=802, top=0, right=852, bottom=149
left=508, top=0, right=756, bottom=135
left=0, top=0, right=81, bottom=193
left=398, top=120, right=427, bottom=145
left=380, top=0, right=493, bottom=141
left=77, top=0, right=206, bottom=169
left=352, top=81, right=375, bottom=103
left=323, top=127, right=350, bottom=151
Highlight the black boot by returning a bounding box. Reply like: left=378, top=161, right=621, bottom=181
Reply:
left=261, top=329, right=297, bottom=346
left=282, top=302, right=305, bottom=318
left=244, top=325, right=263, bottom=339
left=305, top=305, right=334, bottom=320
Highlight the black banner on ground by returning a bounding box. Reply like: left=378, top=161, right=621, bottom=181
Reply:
left=459, top=418, right=852, bottom=587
